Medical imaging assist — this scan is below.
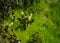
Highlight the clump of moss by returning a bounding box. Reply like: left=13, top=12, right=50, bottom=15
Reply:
left=27, top=32, right=45, bottom=43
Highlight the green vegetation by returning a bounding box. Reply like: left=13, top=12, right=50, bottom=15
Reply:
left=0, top=0, right=60, bottom=43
